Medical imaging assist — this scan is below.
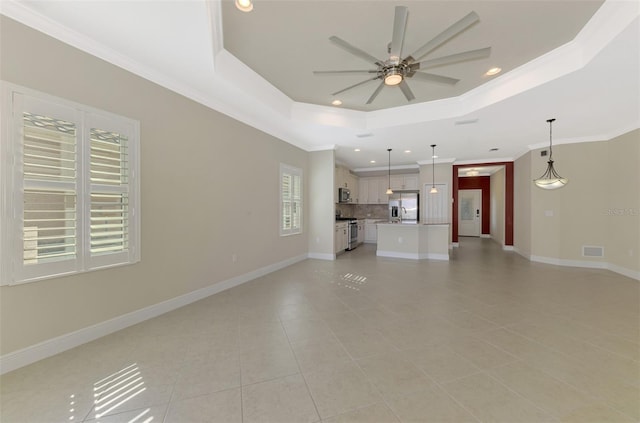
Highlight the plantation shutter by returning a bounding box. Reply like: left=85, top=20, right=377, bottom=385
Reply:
left=22, top=112, right=78, bottom=264
left=90, top=128, right=129, bottom=254
left=280, top=164, right=302, bottom=236
left=2, top=85, right=140, bottom=285
left=87, top=114, right=135, bottom=270
left=291, top=173, right=302, bottom=231
left=282, top=172, right=292, bottom=231
left=16, top=95, right=82, bottom=282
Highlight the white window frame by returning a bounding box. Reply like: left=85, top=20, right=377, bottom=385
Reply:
left=1, top=82, right=141, bottom=285
left=279, top=163, right=303, bottom=236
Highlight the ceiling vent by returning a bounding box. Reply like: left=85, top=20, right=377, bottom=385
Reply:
left=356, top=133, right=374, bottom=138
left=455, top=118, right=479, bottom=126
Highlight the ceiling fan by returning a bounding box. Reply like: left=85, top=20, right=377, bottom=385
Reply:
left=313, top=6, right=491, bottom=104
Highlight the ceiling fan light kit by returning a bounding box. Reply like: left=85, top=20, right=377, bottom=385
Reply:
left=384, top=69, right=403, bottom=86
left=534, top=118, right=568, bottom=190
left=313, top=6, right=491, bottom=106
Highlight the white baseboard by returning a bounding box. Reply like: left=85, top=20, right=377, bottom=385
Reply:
left=452, top=242, right=459, bottom=248
left=0, top=254, right=307, bottom=375
left=307, top=252, right=335, bottom=260
left=480, top=234, right=491, bottom=238
left=529, top=254, right=638, bottom=281
left=608, top=263, right=640, bottom=280
left=377, top=250, right=449, bottom=261
left=503, top=245, right=514, bottom=251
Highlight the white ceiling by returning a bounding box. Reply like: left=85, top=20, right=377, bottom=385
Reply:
left=2, top=0, right=638, bottom=172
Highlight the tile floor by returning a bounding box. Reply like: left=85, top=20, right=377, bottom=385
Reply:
left=1, top=238, right=639, bottom=422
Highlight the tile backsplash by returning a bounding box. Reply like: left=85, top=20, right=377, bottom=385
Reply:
left=336, top=203, right=387, bottom=219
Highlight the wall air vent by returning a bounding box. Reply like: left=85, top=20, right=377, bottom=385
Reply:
left=582, top=246, right=604, bottom=257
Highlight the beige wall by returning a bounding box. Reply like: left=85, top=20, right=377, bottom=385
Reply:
left=0, top=17, right=309, bottom=355
left=605, top=130, right=640, bottom=273
left=420, top=163, right=453, bottom=243
left=308, top=150, right=335, bottom=258
left=490, top=167, right=505, bottom=246
left=514, top=151, right=532, bottom=257
left=518, top=129, right=639, bottom=276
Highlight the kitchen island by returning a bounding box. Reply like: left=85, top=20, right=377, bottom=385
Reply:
left=376, top=222, right=450, bottom=260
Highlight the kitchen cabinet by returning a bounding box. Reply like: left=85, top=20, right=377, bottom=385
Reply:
left=359, top=176, right=415, bottom=204
left=364, top=219, right=378, bottom=243
left=335, top=166, right=357, bottom=190
left=358, top=178, right=368, bottom=204
left=357, top=220, right=365, bottom=244
left=362, top=177, right=388, bottom=204
left=334, top=222, right=348, bottom=254
left=390, top=174, right=419, bottom=190
left=335, top=166, right=358, bottom=203
left=367, top=178, right=379, bottom=204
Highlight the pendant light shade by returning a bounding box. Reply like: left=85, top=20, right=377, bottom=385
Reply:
left=534, top=118, right=568, bottom=190
left=430, top=144, right=438, bottom=194
left=386, top=148, right=393, bottom=195
left=235, top=0, right=254, bottom=12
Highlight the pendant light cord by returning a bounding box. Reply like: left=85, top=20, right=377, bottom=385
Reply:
left=547, top=118, right=555, bottom=161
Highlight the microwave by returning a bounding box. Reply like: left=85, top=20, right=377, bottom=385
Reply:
left=338, top=187, right=351, bottom=203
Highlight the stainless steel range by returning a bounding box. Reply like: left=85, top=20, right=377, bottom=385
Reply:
left=347, top=220, right=358, bottom=250
left=337, top=217, right=358, bottom=251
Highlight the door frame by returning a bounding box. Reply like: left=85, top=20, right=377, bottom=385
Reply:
left=452, top=162, right=513, bottom=246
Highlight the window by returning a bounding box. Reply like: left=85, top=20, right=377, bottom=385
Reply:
left=1, top=83, right=140, bottom=285
left=280, top=164, right=302, bottom=236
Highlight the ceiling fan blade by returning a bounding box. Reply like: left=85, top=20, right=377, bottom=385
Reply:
left=409, top=11, right=480, bottom=62
left=366, top=81, right=385, bottom=104
left=313, top=70, right=378, bottom=76
left=410, top=72, right=460, bottom=85
left=414, top=47, right=491, bottom=70
left=389, top=6, right=409, bottom=63
left=399, top=80, right=415, bottom=102
left=329, top=36, right=383, bottom=66
left=331, top=76, right=380, bottom=96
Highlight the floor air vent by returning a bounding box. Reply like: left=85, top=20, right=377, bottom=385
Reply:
left=582, top=246, right=604, bottom=257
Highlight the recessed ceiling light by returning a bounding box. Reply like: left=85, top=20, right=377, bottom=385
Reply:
left=485, top=67, right=502, bottom=76
left=490, top=148, right=499, bottom=152
left=332, top=99, right=342, bottom=106
left=370, top=160, right=376, bottom=164
left=404, top=150, right=411, bottom=153
left=235, top=0, right=253, bottom=12
left=354, top=148, right=361, bottom=152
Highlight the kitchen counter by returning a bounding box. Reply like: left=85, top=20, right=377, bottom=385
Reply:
left=376, top=223, right=450, bottom=260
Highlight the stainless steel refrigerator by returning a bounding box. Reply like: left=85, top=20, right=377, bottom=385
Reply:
left=388, top=190, right=419, bottom=222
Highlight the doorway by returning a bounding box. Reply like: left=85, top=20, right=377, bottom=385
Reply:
left=452, top=162, right=514, bottom=247
left=458, top=189, right=481, bottom=237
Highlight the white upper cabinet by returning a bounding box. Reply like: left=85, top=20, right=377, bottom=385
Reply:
left=335, top=166, right=358, bottom=202
left=358, top=178, right=369, bottom=204
left=390, top=174, right=418, bottom=190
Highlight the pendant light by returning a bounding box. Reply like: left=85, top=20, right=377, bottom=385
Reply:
left=534, top=118, right=568, bottom=190
left=429, top=144, right=438, bottom=194
left=386, top=148, right=393, bottom=195
left=235, top=0, right=253, bottom=12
